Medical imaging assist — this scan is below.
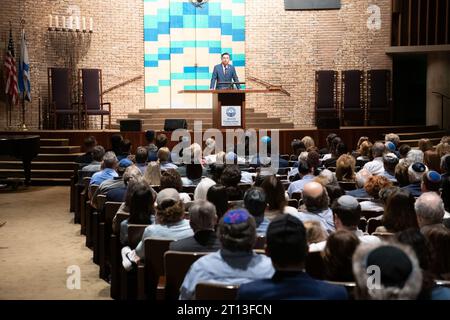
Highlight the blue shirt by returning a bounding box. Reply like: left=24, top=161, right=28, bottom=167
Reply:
left=401, top=183, right=422, bottom=197
left=179, top=249, right=275, bottom=300
left=290, top=208, right=335, bottom=234
left=287, top=174, right=315, bottom=197
left=256, top=218, right=270, bottom=236
left=237, top=271, right=348, bottom=300
left=89, top=168, right=118, bottom=185
left=135, top=219, right=193, bottom=258
left=160, top=161, right=178, bottom=171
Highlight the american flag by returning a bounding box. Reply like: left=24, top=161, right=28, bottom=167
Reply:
left=4, top=28, right=19, bottom=106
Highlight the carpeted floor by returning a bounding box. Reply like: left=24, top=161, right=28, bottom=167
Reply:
left=0, top=186, right=110, bottom=299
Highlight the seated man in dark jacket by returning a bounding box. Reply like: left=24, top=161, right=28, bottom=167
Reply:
left=170, top=200, right=220, bottom=252
left=237, top=214, right=348, bottom=300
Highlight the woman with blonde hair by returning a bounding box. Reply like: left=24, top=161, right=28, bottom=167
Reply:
left=301, top=136, right=315, bottom=151
left=335, top=154, right=356, bottom=182
left=143, top=161, right=161, bottom=186
left=357, top=141, right=372, bottom=161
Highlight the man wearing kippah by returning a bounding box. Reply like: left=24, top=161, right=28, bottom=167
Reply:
left=179, top=209, right=274, bottom=300
left=402, top=162, right=428, bottom=197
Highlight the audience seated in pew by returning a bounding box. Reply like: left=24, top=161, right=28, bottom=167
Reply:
left=81, top=145, right=104, bottom=173
left=121, top=188, right=194, bottom=271
left=381, top=153, right=399, bottom=182
left=304, top=220, right=328, bottom=252
left=145, top=130, right=158, bottom=162
left=362, top=142, right=386, bottom=176
left=207, top=184, right=229, bottom=220
left=359, top=175, right=392, bottom=212
left=120, top=178, right=155, bottom=245
left=261, top=175, right=297, bottom=220
left=355, top=140, right=372, bottom=162
left=346, top=169, right=372, bottom=198
left=324, top=230, right=360, bottom=282
left=158, top=147, right=178, bottom=171
left=169, top=200, right=221, bottom=252
left=117, top=139, right=132, bottom=161
left=237, top=215, right=348, bottom=300
left=75, top=135, right=97, bottom=166
left=89, top=151, right=119, bottom=186
left=244, top=187, right=270, bottom=236
left=402, top=162, right=428, bottom=197
left=352, top=242, right=422, bottom=300
left=309, top=195, right=381, bottom=253
left=291, top=182, right=335, bottom=234
left=396, top=229, right=450, bottom=300
left=335, top=154, right=356, bottom=183
left=193, top=177, right=216, bottom=201
left=91, top=164, right=140, bottom=209
left=179, top=209, right=275, bottom=300
left=143, top=161, right=161, bottom=186
left=220, top=165, right=243, bottom=201
left=422, top=224, right=450, bottom=281
left=421, top=171, right=442, bottom=194
left=134, top=147, right=148, bottom=174
left=160, top=169, right=191, bottom=203
left=287, top=160, right=315, bottom=196
left=376, top=188, right=418, bottom=233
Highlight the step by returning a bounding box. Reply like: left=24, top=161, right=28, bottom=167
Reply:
left=40, top=138, right=70, bottom=146
left=399, top=137, right=442, bottom=147
left=35, top=153, right=84, bottom=162
left=397, top=131, right=449, bottom=139
left=0, top=161, right=78, bottom=171
left=0, top=169, right=75, bottom=179
left=39, top=146, right=81, bottom=154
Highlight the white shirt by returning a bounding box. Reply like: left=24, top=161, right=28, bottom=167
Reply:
left=309, top=229, right=381, bottom=252
left=363, top=157, right=384, bottom=175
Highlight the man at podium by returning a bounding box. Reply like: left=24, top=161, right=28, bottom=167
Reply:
left=210, top=52, right=241, bottom=90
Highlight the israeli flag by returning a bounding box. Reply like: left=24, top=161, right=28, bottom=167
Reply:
left=18, top=29, right=31, bottom=102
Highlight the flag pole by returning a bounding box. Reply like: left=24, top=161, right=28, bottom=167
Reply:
left=19, top=19, right=27, bottom=131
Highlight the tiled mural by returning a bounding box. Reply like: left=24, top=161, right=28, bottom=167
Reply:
left=144, top=0, right=245, bottom=108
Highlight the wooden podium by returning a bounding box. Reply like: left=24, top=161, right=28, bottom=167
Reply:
left=180, top=79, right=290, bottom=129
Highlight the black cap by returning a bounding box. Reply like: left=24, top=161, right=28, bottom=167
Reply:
left=366, top=246, right=413, bottom=288
left=411, top=162, right=426, bottom=173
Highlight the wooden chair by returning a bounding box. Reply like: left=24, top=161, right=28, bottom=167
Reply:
left=367, top=218, right=383, bottom=235
left=358, top=217, right=367, bottom=233
left=48, top=67, right=81, bottom=129
left=181, top=185, right=196, bottom=194
left=291, top=191, right=302, bottom=201
left=228, top=200, right=244, bottom=209
left=137, top=238, right=173, bottom=300
left=237, top=183, right=252, bottom=193
left=372, top=232, right=395, bottom=241
left=305, top=251, right=325, bottom=280
left=341, top=70, right=365, bottom=126
left=119, top=224, right=149, bottom=300
left=78, top=68, right=111, bottom=129
left=287, top=198, right=298, bottom=209
left=99, top=201, right=123, bottom=281
left=164, top=251, right=208, bottom=300
left=325, top=281, right=357, bottom=299
left=361, top=210, right=383, bottom=220
left=254, top=235, right=266, bottom=250
left=338, top=181, right=357, bottom=191
left=195, top=283, right=239, bottom=300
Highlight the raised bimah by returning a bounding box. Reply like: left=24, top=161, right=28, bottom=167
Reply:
left=179, top=77, right=290, bottom=129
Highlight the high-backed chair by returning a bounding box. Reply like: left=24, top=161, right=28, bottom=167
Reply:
left=78, top=69, right=111, bottom=129
left=341, top=70, right=365, bottom=126
left=315, top=70, right=339, bottom=129
left=164, top=251, right=208, bottom=300
left=195, top=283, right=239, bottom=300
left=48, top=67, right=81, bottom=129
left=367, top=69, right=391, bottom=125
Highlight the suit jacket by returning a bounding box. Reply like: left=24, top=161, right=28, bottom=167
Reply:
left=237, top=271, right=348, bottom=300
left=210, top=64, right=241, bottom=89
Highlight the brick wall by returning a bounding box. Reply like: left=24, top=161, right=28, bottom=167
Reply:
left=0, top=0, right=144, bottom=130
left=245, top=0, right=392, bottom=127
left=0, top=0, right=391, bottom=129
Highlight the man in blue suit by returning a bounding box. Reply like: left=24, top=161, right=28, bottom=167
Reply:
left=210, top=52, right=241, bottom=89
left=237, top=214, right=348, bottom=300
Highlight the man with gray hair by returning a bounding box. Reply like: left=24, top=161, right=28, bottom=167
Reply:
left=90, top=151, right=119, bottom=185
left=415, top=192, right=445, bottom=232
left=346, top=169, right=372, bottom=198
left=402, top=162, right=428, bottom=197
left=169, top=200, right=220, bottom=252
left=362, top=142, right=386, bottom=175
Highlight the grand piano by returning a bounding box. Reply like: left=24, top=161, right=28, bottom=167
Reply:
left=0, top=135, right=40, bottom=185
